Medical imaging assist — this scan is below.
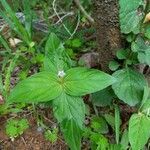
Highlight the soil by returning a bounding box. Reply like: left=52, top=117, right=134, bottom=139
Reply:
left=0, top=114, right=67, bottom=150
left=93, top=0, right=123, bottom=72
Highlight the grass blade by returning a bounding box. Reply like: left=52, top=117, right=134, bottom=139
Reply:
left=0, top=35, right=11, bottom=53
left=115, top=105, right=120, bottom=144
left=23, top=0, right=32, bottom=38
left=0, top=0, right=31, bottom=45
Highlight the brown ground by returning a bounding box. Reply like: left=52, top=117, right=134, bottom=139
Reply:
left=0, top=115, right=67, bottom=150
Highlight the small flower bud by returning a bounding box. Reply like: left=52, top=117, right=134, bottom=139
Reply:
left=58, top=70, right=66, bottom=77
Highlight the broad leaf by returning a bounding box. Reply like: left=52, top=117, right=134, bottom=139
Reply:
left=112, top=68, right=147, bottom=106
left=91, top=87, right=115, bottom=107
left=129, top=114, right=150, bottom=150
left=61, top=119, right=82, bottom=150
left=64, top=67, right=115, bottom=96
left=131, top=36, right=150, bottom=66
left=53, top=92, right=85, bottom=128
left=44, top=33, right=71, bottom=73
left=119, top=0, right=145, bottom=34
left=8, top=72, right=62, bottom=103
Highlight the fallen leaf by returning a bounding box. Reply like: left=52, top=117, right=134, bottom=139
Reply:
left=0, top=95, right=4, bottom=105
left=9, top=38, right=22, bottom=48
left=144, top=12, right=150, bottom=23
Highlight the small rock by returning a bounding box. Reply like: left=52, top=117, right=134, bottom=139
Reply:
left=37, top=127, right=44, bottom=133
left=78, top=52, right=99, bottom=68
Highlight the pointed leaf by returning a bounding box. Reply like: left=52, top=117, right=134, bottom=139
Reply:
left=64, top=67, right=115, bottom=96
left=44, top=33, right=71, bottom=73
left=53, top=92, right=85, bottom=128
left=23, top=0, right=32, bottom=38
left=61, top=119, right=82, bottom=150
left=8, top=72, right=62, bottom=103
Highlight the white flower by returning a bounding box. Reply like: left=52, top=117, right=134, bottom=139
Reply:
left=58, top=70, right=66, bottom=77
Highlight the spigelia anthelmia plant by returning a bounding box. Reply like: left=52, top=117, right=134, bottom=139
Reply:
left=1, top=0, right=150, bottom=150
left=7, top=33, right=115, bottom=149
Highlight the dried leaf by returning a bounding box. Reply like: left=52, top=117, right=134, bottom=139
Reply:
left=0, top=95, right=4, bottom=105
left=144, top=12, right=150, bottom=23
left=9, top=38, right=22, bottom=47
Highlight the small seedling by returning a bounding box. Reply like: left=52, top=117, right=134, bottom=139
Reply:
left=44, top=128, right=58, bottom=143
left=6, top=118, right=29, bottom=141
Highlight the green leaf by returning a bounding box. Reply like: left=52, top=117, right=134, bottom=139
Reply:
left=144, top=24, right=150, bottom=39
left=112, top=68, right=147, bottom=106
left=140, top=87, right=150, bottom=114
left=131, top=36, right=150, bottom=66
left=109, top=144, right=123, bottom=150
left=44, top=33, right=64, bottom=72
left=104, top=114, right=115, bottom=130
left=121, top=129, right=129, bottom=150
left=64, top=67, right=115, bottom=96
left=8, top=72, right=62, bottom=103
left=6, top=119, right=29, bottom=139
left=129, top=114, right=150, bottom=150
left=90, top=132, right=108, bottom=149
left=115, top=105, right=120, bottom=144
left=53, top=92, right=85, bottom=128
left=23, top=0, right=32, bottom=38
left=0, top=35, right=11, bottom=53
left=91, top=116, right=108, bottom=134
left=141, top=86, right=150, bottom=106
left=109, top=61, right=120, bottom=71
left=0, top=0, right=31, bottom=45
left=116, top=49, right=130, bottom=60
left=119, top=0, right=145, bottom=34
left=126, top=33, right=136, bottom=42
left=44, top=128, right=58, bottom=143
left=0, top=75, right=3, bottom=94
left=71, top=39, right=82, bottom=48
left=61, top=119, right=82, bottom=150
left=44, top=33, right=71, bottom=73
left=93, top=134, right=109, bottom=150
left=91, top=87, right=114, bottom=107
